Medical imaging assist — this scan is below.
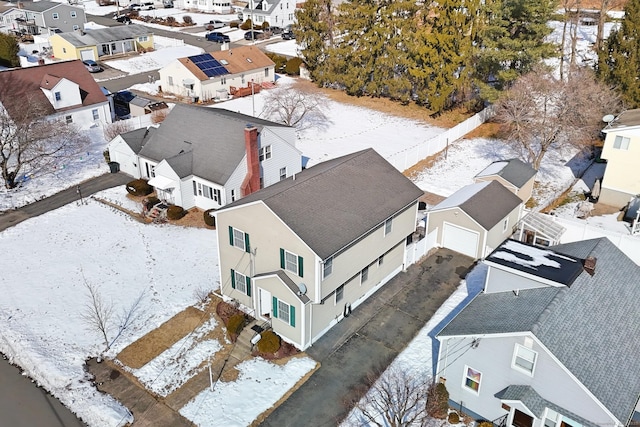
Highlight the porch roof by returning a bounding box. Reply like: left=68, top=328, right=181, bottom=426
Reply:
left=518, top=212, right=566, bottom=242
left=148, top=175, right=175, bottom=190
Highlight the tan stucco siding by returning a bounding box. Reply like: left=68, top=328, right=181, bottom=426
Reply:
left=216, top=202, right=318, bottom=302
left=601, top=130, right=640, bottom=204
left=320, top=203, right=417, bottom=298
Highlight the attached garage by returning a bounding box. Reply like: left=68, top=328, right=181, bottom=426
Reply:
left=442, top=222, right=479, bottom=258
left=80, top=49, right=95, bottom=61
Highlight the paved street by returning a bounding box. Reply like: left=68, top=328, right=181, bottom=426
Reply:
left=0, top=172, right=130, bottom=232
left=0, top=356, right=85, bottom=427
left=261, top=249, right=475, bottom=427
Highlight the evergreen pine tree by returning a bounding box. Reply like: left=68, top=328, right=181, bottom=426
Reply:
left=597, top=0, right=640, bottom=108
left=0, top=33, right=20, bottom=68
left=295, top=0, right=333, bottom=81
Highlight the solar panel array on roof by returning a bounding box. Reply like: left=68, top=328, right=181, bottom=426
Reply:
left=189, top=53, right=229, bottom=78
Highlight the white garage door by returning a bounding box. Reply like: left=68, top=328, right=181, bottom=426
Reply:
left=80, top=49, right=95, bottom=61
left=442, top=223, right=479, bottom=258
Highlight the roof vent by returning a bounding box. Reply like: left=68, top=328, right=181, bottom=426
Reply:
left=584, top=256, right=597, bottom=276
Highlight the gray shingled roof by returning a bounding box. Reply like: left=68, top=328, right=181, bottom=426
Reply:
left=606, top=108, right=640, bottom=129
left=253, top=271, right=310, bottom=303
left=136, top=104, right=289, bottom=184
left=439, top=237, right=640, bottom=424
left=475, top=158, right=537, bottom=188
left=431, top=180, right=522, bottom=230
left=221, top=149, right=424, bottom=259
left=16, top=1, right=59, bottom=12
left=119, top=127, right=154, bottom=155
left=57, top=24, right=151, bottom=47
left=495, top=386, right=599, bottom=427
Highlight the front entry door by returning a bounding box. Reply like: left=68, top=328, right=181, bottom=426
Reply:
left=259, top=288, right=271, bottom=320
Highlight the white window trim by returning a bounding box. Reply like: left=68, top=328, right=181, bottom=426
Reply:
left=232, top=227, right=247, bottom=251
left=323, top=257, right=333, bottom=279
left=277, top=299, right=290, bottom=324
left=52, top=12, right=59, bottom=19
left=335, top=284, right=344, bottom=304
left=284, top=249, right=298, bottom=274
left=234, top=270, right=248, bottom=295
left=613, top=135, right=630, bottom=150
left=360, top=266, right=368, bottom=285
left=512, top=343, right=537, bottom=376
left=384, top=217, right=392, bottom=236
left=462, top=365, right=482, bottom=394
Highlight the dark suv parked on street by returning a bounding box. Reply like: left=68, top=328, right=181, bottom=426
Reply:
left=206, top=32, right=230, bottom=43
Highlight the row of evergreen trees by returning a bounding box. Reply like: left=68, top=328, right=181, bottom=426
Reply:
left=295, top=0, right=640, bottom=114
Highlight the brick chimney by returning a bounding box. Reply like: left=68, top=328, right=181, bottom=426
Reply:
left=241, top=125, right=260, bottom=197
left=584, top=256, right=597, bottom=276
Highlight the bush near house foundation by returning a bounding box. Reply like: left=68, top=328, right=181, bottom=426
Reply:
left=126, top=179, right=152, bottom=196
left=426, top=382, right=449, bottom=418
left=203, top=208, right=216, bottom=227
left=227, top=313, right=248, bottom=341
left=256, top=330, right=281, bottom=354
left=167, top=205, right=186, bottom=220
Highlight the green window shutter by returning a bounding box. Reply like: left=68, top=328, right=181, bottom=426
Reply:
left=231, top=269, right=236, bottom=289
left=298, top=256, right=304, bottom=277
left=290, top=306, right=295, bottom=327
left=272, top=296, right=278, bottom=318
left=245, top=233, right=250, bottom=253
left=280, top=248, right=285, bottom=269
left=228, top=226, right=234, bottom=246
left=246, top=276, right=251, bottom=297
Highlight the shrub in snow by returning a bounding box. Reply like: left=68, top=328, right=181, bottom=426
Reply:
left=285, top=57, right=303, bottom=76
left=126, top=179, right=152, bottom=196
left=426, top=382, right=449, bottom=419
left=448, top=411, right=460, bottom=424
left=166, top=16, right=176, bottom=25
left=256, top=330, right=281, bottom=354
left=230, top=21, right=239, bottom=28
left=203, top=208, right=216, bottom=227
left=143, top=196, right=160, bottom=210
left=240, top=19, right=252, bottom=30
left=227, top=313, right=247, bottom=341
left=182, top=15, right=193, bottom=25
left=167, top=205, right=186, bottom=220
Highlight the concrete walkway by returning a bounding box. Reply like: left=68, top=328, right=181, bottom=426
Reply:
left=261, top=249, right=475, bottom=427
left=0, top=172, right=131, bottom=232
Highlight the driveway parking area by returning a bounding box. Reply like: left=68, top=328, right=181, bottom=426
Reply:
left=261, top=248, right=475, bottom=427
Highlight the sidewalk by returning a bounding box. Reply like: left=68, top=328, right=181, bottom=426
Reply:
left=0, top=172, right=130, bottom=232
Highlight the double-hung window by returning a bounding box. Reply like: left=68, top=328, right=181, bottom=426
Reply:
left=384, top=217, right=392, bottom=235
left=55, top=91, right=61, bottom=101
left=272, top=297, right=295, bottom=326
left=613, top=135, right=630, bottom=150
left=323, top=257, right=333, bottom=278
left=463, top=366, right=481, bottom=393
left=360, top=266, right=368, bottom=284
left=279, top=167, right=287, bottom=180
left=512, top=343, right=537, bottom=375
left=92, top=109, right=99, bottom=120
left=280, top=248, right=303, bottom=277
left=259, top=145, right=271, bottom=161
left=230, top=269, right=251, bottom=296
left=228, top=226, right=250, bottom=253
left=335, top=284, right=344, bottom=303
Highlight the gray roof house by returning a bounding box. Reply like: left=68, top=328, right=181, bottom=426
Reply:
left=215, top=148, right=425, bottom=349
left=107, top=104, right=302, bottom=211
left=1, top=1, right=86, bottom=36
left=426, top=180, right=523, bottom=259
left=436, top=238, right=640, bottom=427
left=474, top=158, right=537, bottom=202
left=241, top=0, right=297, bottom=30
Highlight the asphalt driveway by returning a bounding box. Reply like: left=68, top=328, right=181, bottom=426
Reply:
left=261, top=248, right=475, bottom=427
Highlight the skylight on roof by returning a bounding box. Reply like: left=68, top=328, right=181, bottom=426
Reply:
left=246, top=58, right=253, bottom=63
left=220, top=59, right=228, bottom=65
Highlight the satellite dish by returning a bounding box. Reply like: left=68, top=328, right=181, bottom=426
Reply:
left=297, top=283, right=307, bottom=296
left=602, top=114, right=615, bottom=123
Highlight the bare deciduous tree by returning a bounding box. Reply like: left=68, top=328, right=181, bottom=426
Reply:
left=0, top=95, right=86, bottom=189
left=494, top=67, right=621, bottom=170
left=596, top=0, right=625, bottom=52
left=346, top=367, right=433, bottom=427
left=80, top=277, right=147, bottom=352
left=103, top=120, right=134, bottom=142
left=260, top=87, right=329, bottom=130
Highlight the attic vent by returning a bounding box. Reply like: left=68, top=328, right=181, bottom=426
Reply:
left=246, top=58, right=253, bottom=63
left=584, top=256, right=597, bottom=276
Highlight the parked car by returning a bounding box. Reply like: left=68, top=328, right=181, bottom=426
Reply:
left=206, top=20, right=225, bottom=30
left=162, top=0, right=173, bottom=7
left=281, top=30, right=295, bottom=40
left=82, top=60, right=102, bottom=73
left=128, top=3, right=141, bottom=10
left=244, top=30, right=263, bottom=41
left=206, top=32, right=230, bottom=43
left=142, top=2, right=155, bottom=9
left=113, top=14, right=131, bottom=24
left=267, top=26, right=283, bottom=35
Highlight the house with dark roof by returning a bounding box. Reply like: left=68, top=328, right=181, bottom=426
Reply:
left=436, top=238, right=640, bottom=427
left=0, top=60, right=110, bottom=129
left=49, top=24, right=153, bottom=62
left=107, top=103, right=301, bottom=210
left=158, top=46, right=275, bottom=102
left=474, top=159, right=537, bottom=202
left=1, top=1, right=86, bottom=36
left=214, top=149, right=425, bottom=349
left=600, top=109, right=640, bottom=207
left=426, top=181, right=523, bottom=259
left=240, top=0, right=297, bottom=30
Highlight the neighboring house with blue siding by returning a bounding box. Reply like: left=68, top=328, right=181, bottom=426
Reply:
left=107, top=104, right=301, bottom=210
left=214, top=149, right=424, bottom=350
left=436, top=238, right=640, bottom=427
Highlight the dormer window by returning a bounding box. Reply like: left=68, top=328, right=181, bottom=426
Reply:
left=54, top=92, right=61, bottom=101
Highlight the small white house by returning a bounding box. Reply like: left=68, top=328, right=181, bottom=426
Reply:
left=108, top=103, right=302, bottom=210
left=240, top=0, right=296, bottom=28
left=0, top=59, right=111, bottom=130
left=159, top=46, right=275, bottom=102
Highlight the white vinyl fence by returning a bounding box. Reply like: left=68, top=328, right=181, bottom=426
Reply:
left=387, top=106, right=495, bottom=172
left=405, top=228, right=438, bottom=268
left=118, top=114, right=156, bottom=130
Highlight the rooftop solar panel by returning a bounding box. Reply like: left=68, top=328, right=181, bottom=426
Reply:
left=188, top=53, right=229, bottom=78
